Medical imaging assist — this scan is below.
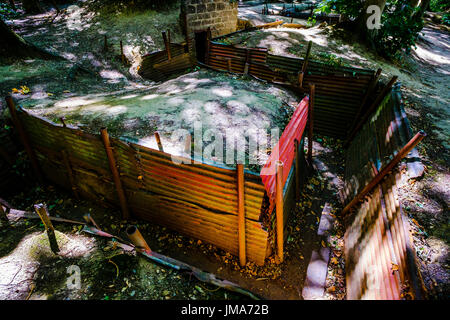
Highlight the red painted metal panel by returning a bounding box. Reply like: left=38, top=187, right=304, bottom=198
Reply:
left=260, top=96, right=309, bottom=211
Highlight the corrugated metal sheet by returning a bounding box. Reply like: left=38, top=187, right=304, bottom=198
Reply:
left=15, top=108, right=270, bottom=265
left=207, top=42, right=375, bottom=139
left=343, top=87, right=424, bottom=299
left=138, top=43, right=195, bottom=81
left=260, top=97, right=309, bottom=212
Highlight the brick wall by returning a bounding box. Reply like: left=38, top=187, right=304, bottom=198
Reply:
left=182, top=0, right=238, bottom=38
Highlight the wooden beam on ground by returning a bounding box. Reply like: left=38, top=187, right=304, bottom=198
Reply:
left=100, top=128, right=130, bottom=220
left=5, top=95, right=44, bottom=184
left=34, top=203, right=60, bottom=254
left=342, top=131, right=426, bottom=216
left=276, top=161, right=284, bottom=263
left=236, top=164, right=247, bottom=266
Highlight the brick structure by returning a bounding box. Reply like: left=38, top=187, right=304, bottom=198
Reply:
left=181, top=0, right=238, bottom=38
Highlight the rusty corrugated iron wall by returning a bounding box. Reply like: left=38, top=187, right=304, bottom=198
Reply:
left=343, top=86, right=425, bottom=299
left=206, top=41, right=375, bottom=139
left=16, top=108, right=270, bottom=265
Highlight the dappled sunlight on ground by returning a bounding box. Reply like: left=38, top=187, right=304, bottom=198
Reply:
left=27, top=69, right=298, bottom=168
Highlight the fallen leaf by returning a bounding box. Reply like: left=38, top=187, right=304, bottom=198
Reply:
left=20, top=85, right=30, bottom=94
left=12, top=88, right=19, bottom=93
left=331, top=257, right=338, bottom=264
left=391, top=263, right=399, bottom=272
left=321, top=240, right=326, bottom=248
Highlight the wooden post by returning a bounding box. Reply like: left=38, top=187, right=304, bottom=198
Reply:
left=298, top=71, right=304, bottom=90
left=227, top=58, right=232, bottom=72
left=276, top=161, right=284, bottom=263
left=162, top=31, right=171, bottom=60
left=294, top=139, right=300, bottom=202
left=126, top=225, right=151, bottom=254
left=301, top=41, right=312, bottom=73
left=120, top=40, right=125, bottom=65
left=154, top=131, right=164, bottom=152
left=5, top=95, right=44, bottom=183
left=34, top=203, right=59, bottom=254
left=236, top=164, right=246, bottom=266
left=61, top=150, right=79, bottom=199
left=59, top=117, right=67, bottom=127
left=342, top=131, right=426, bottom=216
left=308, top=84, right=315, bottom=165
left=100, top=128, right=130, bottom=220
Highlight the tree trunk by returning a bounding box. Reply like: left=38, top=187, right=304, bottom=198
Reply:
left=413, top=0, right=431, bottom=21
left=356, top=0, right=387, bottom=48
left=0, top=18, right=61, bottom=60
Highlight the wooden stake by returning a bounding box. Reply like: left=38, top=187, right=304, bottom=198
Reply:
left=100, top=128, right=130, bottom=220
left=162, top=31, right=171, bottom=60
left=34, top=203, right=59, bottom=254
left=308, top=84, right=315, bottom=165
left=236, top=164, right=247, bottom=266
left=120, top=40, right=125, bottom=65
left=154, top=131, right=164, bottom=152
left=276, top=161, right=284, bottom=263
left=61, top=150, right=79, bottom=199
left=294, top=139, right=300, bottom=202
left=301, top=41, right=312, bottom=75
left=298, top=71, right=304, bottom=89
left=5, top=95, right=43, bottom=184
left=126, top=225, right=151, bottom=254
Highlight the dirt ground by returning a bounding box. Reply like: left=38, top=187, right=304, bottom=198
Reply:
left=0, top=1, right=448, bottom=300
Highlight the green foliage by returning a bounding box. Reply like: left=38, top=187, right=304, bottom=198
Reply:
left=315, top=0, right=363, bottom=20
left=315, top=0, right=425, bottom=60
left=430, top=0, right=450, bottom=12
left=373, top=1, right=424, bottom=60
left=0, top=2, right=18, bottom=20
left=430, top=0, right=450, bottom=26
